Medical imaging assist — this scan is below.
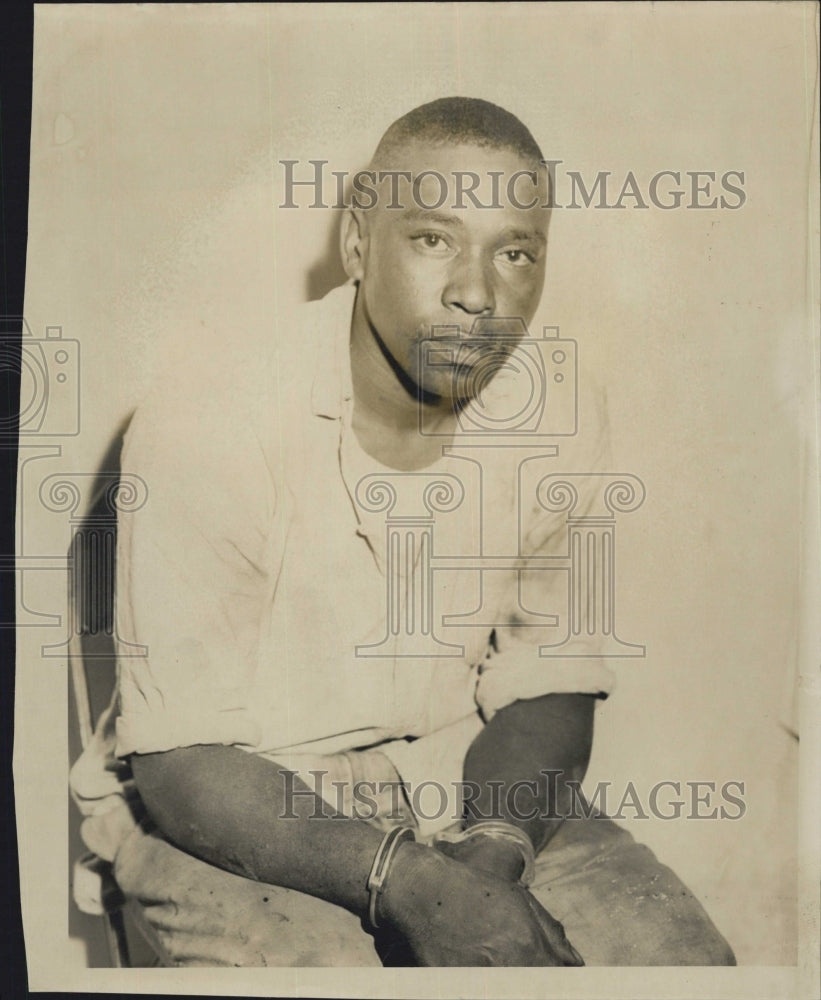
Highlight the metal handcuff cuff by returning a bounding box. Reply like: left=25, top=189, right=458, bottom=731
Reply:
left=366, top=821, right=536, bottom=930
left=433, top=821, right=536, bottom=886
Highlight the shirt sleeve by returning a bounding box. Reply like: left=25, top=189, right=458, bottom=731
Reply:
left=114, top=374, right=278, bottom=758
left=475, top=372, right=618, bottom=720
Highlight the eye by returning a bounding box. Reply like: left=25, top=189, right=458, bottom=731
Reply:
left=411, top=231, right=452, bottom=253
left=497, top=247, right=536, bottom=267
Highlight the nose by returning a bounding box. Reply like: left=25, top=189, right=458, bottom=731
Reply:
left=443, top=252, right=495, bottom=317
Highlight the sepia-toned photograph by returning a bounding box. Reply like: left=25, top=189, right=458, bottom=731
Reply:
left=12, top=3, right=820, bottom=996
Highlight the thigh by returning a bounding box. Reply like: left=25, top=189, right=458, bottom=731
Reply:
left=530, top=815, right=736, bottom=966
left=113, top=818, right=382, bottom=968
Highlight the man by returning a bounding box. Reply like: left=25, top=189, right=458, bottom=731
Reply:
left=71, top=97, right=735, bottom=967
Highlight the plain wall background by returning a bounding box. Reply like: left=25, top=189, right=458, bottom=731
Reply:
left=16, top=2, right=819, bottom=982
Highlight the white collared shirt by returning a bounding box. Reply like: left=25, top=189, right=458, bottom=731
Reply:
left=71, top=283, right=614, bottom=835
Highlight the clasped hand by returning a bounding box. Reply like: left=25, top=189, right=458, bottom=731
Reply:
left=379, top=837, right=584, bottom=967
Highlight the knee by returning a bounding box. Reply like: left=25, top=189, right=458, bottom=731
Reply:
left=714, top=942, right=737, bottom=966
left=681, top=931, right=736, bottom=967
left=619, top=917, right=736, bottom=967
left=600, top=848, right=737, bottom=966
left=646, top=904, right=737, bottom=966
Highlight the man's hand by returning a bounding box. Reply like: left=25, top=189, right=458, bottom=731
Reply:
left=380, top=841, right=583, bottom=967
left=434, top=832, right=526, bottom=882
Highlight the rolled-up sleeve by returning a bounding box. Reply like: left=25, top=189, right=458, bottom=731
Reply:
left=114, top=376, right=278, bottom=758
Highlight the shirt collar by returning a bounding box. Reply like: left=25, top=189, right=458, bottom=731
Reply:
left=310, top=281, right=358, bottom=420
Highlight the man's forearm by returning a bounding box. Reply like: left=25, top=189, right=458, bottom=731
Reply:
left=462, top=693, right=596, bottom=851
left=131, top=744, right=388, bottom=916
left=129, top=743, right=582, bottom=967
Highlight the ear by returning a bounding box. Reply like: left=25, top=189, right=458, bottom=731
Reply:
left=340, top=208, right=369, bottom=282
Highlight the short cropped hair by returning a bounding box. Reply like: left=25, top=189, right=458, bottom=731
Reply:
left=371, top=96, right=544, bottom=166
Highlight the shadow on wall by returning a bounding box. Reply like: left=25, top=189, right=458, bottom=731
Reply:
left=68, top=418, right=132, bottom=968
left=305, top=208, right=348, bottom=303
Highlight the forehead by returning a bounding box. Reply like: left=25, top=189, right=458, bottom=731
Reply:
left=371, top=140, right=550, bottom=231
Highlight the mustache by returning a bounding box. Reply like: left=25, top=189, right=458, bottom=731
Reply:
left=418, top=316, right=530, bottom=343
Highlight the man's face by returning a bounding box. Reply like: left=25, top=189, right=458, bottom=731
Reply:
left=354, top=142, right=550, bottom=403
